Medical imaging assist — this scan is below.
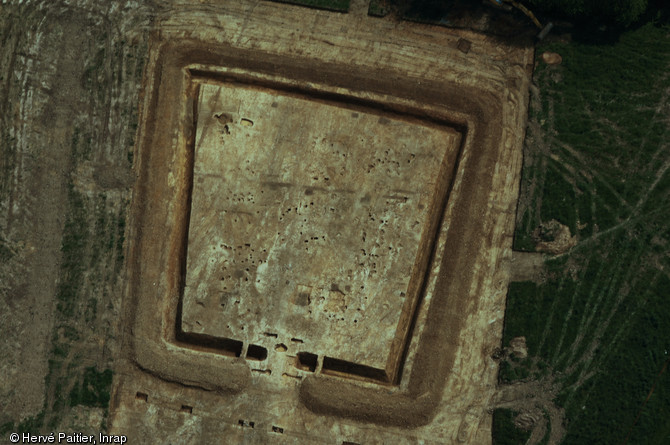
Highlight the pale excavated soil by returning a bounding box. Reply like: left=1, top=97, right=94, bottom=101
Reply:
left=108, top=1, right=534, bottom=444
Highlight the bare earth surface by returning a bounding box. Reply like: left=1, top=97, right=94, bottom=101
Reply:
left=182, top=81, right=462, bottom=377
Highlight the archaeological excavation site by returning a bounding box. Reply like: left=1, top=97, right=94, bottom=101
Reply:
left=108, top=3, right=533, bottom=441
left=5, top=1, right=668, bottom=443
left=2, top=0, right=533, bottom=443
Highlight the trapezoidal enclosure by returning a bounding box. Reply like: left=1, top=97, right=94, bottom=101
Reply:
left=112, top=3, right=533, bottom=443
left=180, top=71, right=463, bottom=385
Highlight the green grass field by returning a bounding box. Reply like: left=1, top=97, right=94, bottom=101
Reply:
left=498, top=19, right=670, bottom=444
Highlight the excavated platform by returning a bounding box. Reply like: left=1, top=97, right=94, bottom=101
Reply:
left=111, top=1, right=534, bottom=443
left=181, top=80, right=463, bottom=382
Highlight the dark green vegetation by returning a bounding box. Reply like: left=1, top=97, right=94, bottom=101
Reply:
left=492, top=409, right=533, bottom=445
left=270, top=0, right=666, bottom=31
left=270, top=0, right=350, bottom=12
left=369, top=0, right=472, bottom=21
left=499, top=21, right=670, bottom=444
left=527, top=0, right=649, bottom=27
left=69, top=368, right=114, bottom=409
left=46, top=182, right=125, bottom=428
left=369, top=0, right=667, bottom=29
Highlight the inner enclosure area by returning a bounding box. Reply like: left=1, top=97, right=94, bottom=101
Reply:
left=180, top=80, right=463, bottom=381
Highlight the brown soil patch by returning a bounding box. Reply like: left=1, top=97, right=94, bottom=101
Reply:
left=493, top=377, right=567, bottom=445
left=533, top=219, right=577, bottom=254
left=541, top=51, right=563, bottom=65
left=509, top=251, right=546, bottom=282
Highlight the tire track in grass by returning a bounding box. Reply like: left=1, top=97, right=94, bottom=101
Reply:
left=563, top=270, right=664, bottom=434
left=551, top=254, right=606, bottom=369
left=501, top=23, right=670, bottom=444
left=549, top=137, right=632, bottom=213
left=559, top=226, right=663, bottom=423
left=624, top=63, right=670, bottom=192
left=554, top=202, right=670, bottom=260
left=563, top=247, right=643, bottom=388
left=583, top=272, right=660, bottom=383
left=563, top=250, right=628, bottom=369
left=533, top=267, right=572, bottom=365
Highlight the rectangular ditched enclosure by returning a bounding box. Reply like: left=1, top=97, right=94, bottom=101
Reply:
left=111, top=3, right=534, bottom=441
left=179, top=74, right=464, bottom=383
